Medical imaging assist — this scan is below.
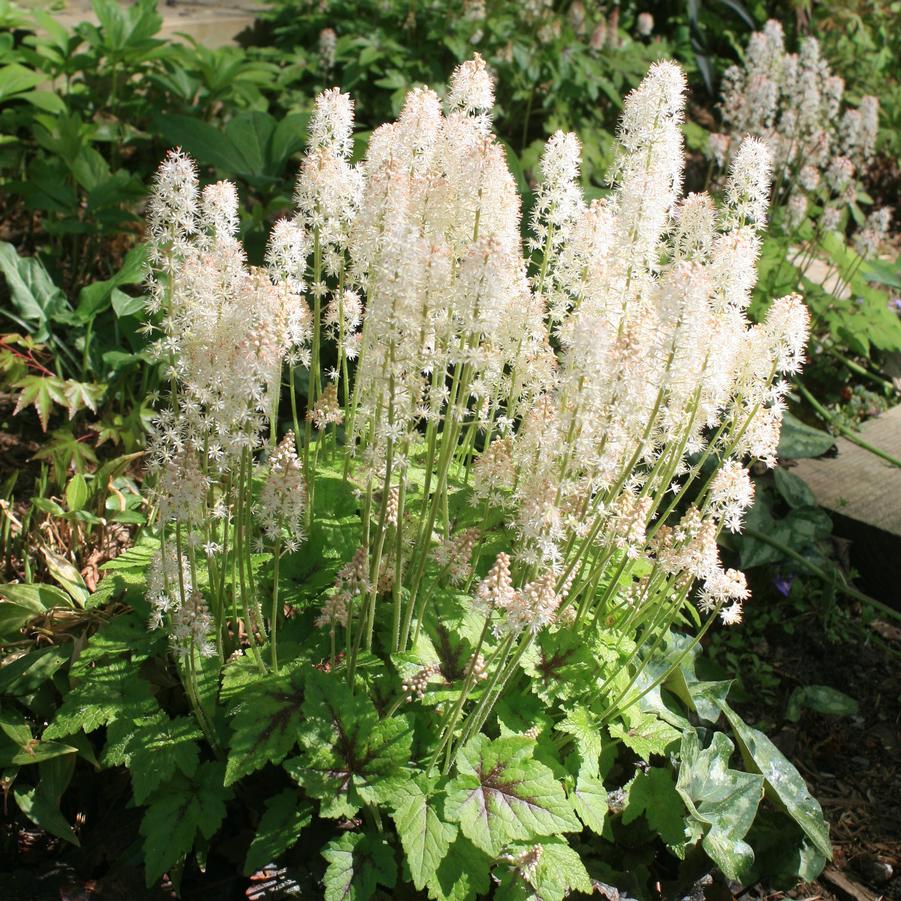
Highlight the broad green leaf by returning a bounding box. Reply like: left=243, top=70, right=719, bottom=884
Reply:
left=287, top=670, right=412, bottom=817
left=676, top=730, right=763, bottom=880
left=719, top=702, right=831, bottom=860
left=571, top=768, right=607, bottom=835
left=390, top=781, right=456, bottom=890
left=244, top=789, right=313, bottom=875
left=140, top=761, right=232, bottom=887
left=785, top=685, right=858, bottom=722
left=41, top=548, right=89, bottom=606
left=225, top=666, right=305, bottom=785
left=321, top=831, right=397, bottom=901
left=623, top=767, right=686, bottom=848
left=773, top=468, right=817, bottom=510
left=65, top=474, right=90, bottom=512
left=496, top=836, right=592, bottom=901
left=444, top=735, right=580, bottom=857
left=0, top=63, right=43, bottom=101
left=14, top=753, right=78, bottom=844
left=609, top=711, right=680, bottom=760
left=0, top=242, right=68, bottom=341
left=777, top=413, right=835, bottom=460
left=103, top=714, right=202, bottom=804
left=44, top=658, right=157, bottom=738
left=425, top=834, right=491, bottom=901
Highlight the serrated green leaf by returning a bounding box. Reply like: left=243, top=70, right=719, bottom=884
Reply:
left=103, top=714, right=202, bottom=804
left=12, top=374, right=67, bottom=431
left=556, top=705, right=603, bottom=773
left=571, top=768, right=607, bottom=835
left=390, top=781, right=456, bottom=890
left=44, top=658, right=157, bottom=739
left=321, top=831, right=397, bottom=901
left=719, top=702, right=831, bottom=860
left=287, top=669, right=412, bottom=817
left=225, top=666, right=305, bottom=785
left=609, top=712, right=680, bottom=760
left=244, top=789, right=313, bottom=875
left=623, top=766, right=686, bottom=847
left=425, top=833, right=491, bottom=901
left=140, top=761, right=232, bottom=887
left=444, top=735, right=580, bottom=857
left=497, top=836, right=593, bottom=901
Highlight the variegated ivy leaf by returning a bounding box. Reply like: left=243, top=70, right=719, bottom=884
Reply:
left=444, top=735, right=580, bottom=857
left=676, top=729, right=764, bottom=881
left=718, top=702, right=831, bottom=861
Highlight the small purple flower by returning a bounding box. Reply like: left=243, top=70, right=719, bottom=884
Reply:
left=889, top=297, right=901, bottom=314
left=773, top=572, right=794, bottom=597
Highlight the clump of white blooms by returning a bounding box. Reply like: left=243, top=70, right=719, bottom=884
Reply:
left=709, top=19, right=879, bottom=236
left=143, top=58, right=811, bottom=708
left=256, top=432, right=307, bottom=549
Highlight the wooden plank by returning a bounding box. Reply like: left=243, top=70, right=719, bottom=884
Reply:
left=792, top=403, right=901, bottom=537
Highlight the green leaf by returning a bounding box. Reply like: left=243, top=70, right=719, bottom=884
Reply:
left=496, top=836, right=592, bottom=901
left=773, top=468, right=816, bottom=509
left=140, top=761, right=232, bottom=887
left=444, top=735, right=580, bottom=857
left=719, top=702, right=831, bottom=860
left=390, top=781, right=456, bottom=890
left=244, top=789, right=313, bottom=875
left=676, top=730, right=764, bottom=880
left=321, top=831, right=397, bottom=901
left=425, top=834, right=491, bottom=901
left=13, top=753, right=79, bottom=845
left=65, top=474, right=90, bottom=512
left=0, top=63, right=43, bottom=101
left=103, top=714, right=202, bottom=804
left=0, top=582, right=75, bottom=638
left=571, top=768, right=607, bottom=835
left=609, top=711, right=681, bottom=760
left=12, top=375, right=67, bottom=431
left=785, top=685, right=858, bottom=723
left=42, top=548, right=89, bottom=606
left=0, top=242, right=68, bottom=341
left=555, top=705, right=603, bottom=773
left=287, top=670, right=412, bottom=817
left=778, top=413, right=835, bottom=460
left=224, top=666, right=305, bottom=785
left=44, top=658, right=157, bottom=739
left=623, top=767, right=687, bottom=848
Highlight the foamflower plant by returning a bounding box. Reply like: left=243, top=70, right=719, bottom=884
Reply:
left=45, top=56, right=831, bottom=897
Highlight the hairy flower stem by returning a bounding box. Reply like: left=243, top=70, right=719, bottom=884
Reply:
left=428, top=609, right=495, bottom=773
left=270, top=538, right=281, bottom=673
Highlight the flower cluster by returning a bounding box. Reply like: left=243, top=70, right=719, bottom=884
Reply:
left=709, top=19, right=879, bottom=237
